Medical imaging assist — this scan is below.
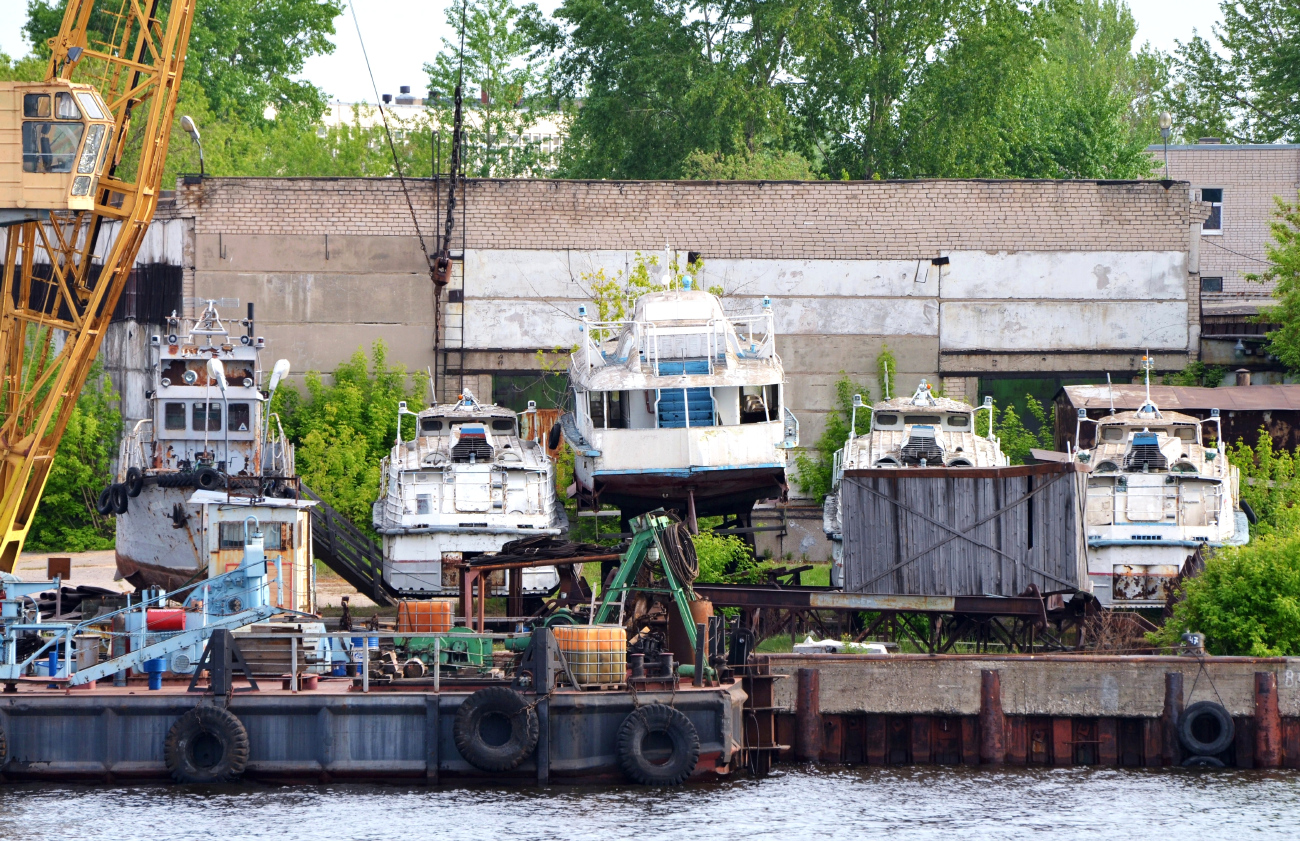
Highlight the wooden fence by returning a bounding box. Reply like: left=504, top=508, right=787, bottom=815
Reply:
left=840, top=462, right=1089, bottom=597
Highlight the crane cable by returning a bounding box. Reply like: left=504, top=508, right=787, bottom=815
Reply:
left=659, top=520, right=699, bottom=585
left=348, top=2, right=434, bottom=282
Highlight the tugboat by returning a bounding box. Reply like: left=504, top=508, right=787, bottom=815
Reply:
left=111, top=300, right=313, bottom=612
left=562, top=283, right=798, bottom=532
left=1072, top=358, right=1249, bottom=607
left=372, top=391, right=567, bottom=598
left=823, top=380, right=1008, bottom=586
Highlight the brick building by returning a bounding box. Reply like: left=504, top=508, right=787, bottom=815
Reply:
left=1148, top=141, right=1300, bottom=369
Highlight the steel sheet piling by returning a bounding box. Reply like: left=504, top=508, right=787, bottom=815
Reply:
left=979, top=669, right=1005, bottom=765
left=796, top=668, right=822, bottom=762
left=1162, top=671, right=1183, bottom=766
left=1256, top=671, right=1282, bottom=768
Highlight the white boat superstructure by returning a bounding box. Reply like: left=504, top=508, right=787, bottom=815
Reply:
left=1074, top=366, right=1248, bottom=607
left=561, top=287, right=798, bottom=527
left=114, top=301, right=313, bottom=612
left=823, top=380, right=1009, bottom=585
left=373, top=392, right=567, bottom=597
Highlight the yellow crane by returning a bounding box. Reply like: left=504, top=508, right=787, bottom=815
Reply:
left=0, top=0, right=196, bottom=571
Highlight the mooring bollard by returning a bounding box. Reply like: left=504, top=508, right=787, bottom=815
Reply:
left=1163, top=671, right=1184, bottom=766
left=1256, top=671, right=1282, bottom=768
left=796, top=667, right=822, bottom=762
left=979, top=669, right=1005, bottom=765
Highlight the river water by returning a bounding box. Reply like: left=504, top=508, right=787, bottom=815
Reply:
left=3, top=766, right=1298, bottom=840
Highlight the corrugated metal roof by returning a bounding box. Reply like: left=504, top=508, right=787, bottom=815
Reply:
left=1060, top=384, right=1300, bottom=412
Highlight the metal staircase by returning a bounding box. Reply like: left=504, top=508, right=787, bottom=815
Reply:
left=436, top=259, right=466, bottom=404
left=301, top=484, right=395, bottom=606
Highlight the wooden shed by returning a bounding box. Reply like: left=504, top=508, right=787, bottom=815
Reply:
left=839, top=462, right=1089, bottom=597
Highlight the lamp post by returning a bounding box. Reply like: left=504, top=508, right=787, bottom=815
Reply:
left=1159, top=112, right=1173, bottom=179
left=181, top=115, right=204, bottom=177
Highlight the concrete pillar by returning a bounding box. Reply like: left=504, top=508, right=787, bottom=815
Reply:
left=1162, top=671, right=1184, bottom=766
left=1256, top=671, right=1282, bottom=768
left=796, top=668, right=822, bottom=762
left=979, top=669, right=1005, bottom=765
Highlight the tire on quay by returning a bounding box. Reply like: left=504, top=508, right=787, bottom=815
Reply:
left=164, top=706, right=250, bottom=783
left=616, top=704, right=699, bottom=785
left=453, top=687, right=539, bottom=772
left=1178, top=700, right=1235, bottom=758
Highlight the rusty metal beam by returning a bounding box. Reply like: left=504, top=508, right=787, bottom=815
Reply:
left=692, top=584, right=1047, bottom=617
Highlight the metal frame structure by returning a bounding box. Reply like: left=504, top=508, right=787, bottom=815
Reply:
left=0, top=0, right=196, bottom=570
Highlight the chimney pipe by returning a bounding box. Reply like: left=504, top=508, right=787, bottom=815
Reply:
left=1236, top=368, right=1251, bottom=387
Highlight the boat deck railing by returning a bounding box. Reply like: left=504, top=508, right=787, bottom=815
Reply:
left=576, top=311, right=777, bottom=376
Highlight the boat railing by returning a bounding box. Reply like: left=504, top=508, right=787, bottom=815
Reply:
left=116, top=418, right=153, bottom=481
left=576, top=307, right=777, bottom=375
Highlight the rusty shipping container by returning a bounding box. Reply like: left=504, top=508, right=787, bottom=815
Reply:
left=840, top=462, right=1089, bottom=596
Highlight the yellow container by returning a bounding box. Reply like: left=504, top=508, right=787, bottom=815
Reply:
left=397, top=600, right=454, bottom=634
left=553, top=624, right=627, bottom=687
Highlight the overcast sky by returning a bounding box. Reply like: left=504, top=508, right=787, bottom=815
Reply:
left=1, top=0, right=1225, bottom=105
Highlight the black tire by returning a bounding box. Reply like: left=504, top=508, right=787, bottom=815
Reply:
left=96, top=486, right=114, bottom=516
left=110, top=483, right=129, bottom=515
left=616, top=704, right=700, bottom=785
left=1182, top=754, right=1226, bottom=768
left=546, top=422, right=562, bottom=451
left=1179, top=700, right=1235, bottom=757
left=1242, top=499, right=1258, bottom=525
left=164, top=706, right=250, bottom=783
left=194, top=466, right=225, bottom=491
left=125, top=467, right=144, bottom=498
left=453, top=686, right=539, bottom=772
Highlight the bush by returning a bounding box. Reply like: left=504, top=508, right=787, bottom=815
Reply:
left=794, top=372, right=872, bottom=504
left=1151, top=514, right=1300, bottom=656
left=693, top=531, right=759, bottom=583
left=1228, top=428, right=1300, bottom=535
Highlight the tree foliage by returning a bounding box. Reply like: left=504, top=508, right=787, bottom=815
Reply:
left=1251, top=194, right=1300, bottom=372
left=1163, top=0, right=1300, bottom=143
left=795, top=371, right=873, bottom=504
left=274, top=342, right=429, bottom=535
left=1228, top=428, right=1300, bottom=536
left=28, top=364, right=121, bottom=552
left=1161, top=361, right=1226, bottom=388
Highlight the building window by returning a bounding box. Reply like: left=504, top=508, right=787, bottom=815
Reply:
left=1201, top=276, right=1224, bottom=293
left=220, top=521, right=283, bottom=550
left=1200, top=188, right=1222, bottom=233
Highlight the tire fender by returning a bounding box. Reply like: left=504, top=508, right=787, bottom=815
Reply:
left=110, top=483, right=129, bottom=515
left=195, top=466, right=225, bottom=491
left=125, top=467, right=144, bottom=498
left=164, top=706, right=250, bottom=784
left=546, top=422, right=562, bottom=451
left=452, top=686, right=539, bottom=772
left=96, top=486, right=115, bottom=516
left=616, top=703, right=700, bottom=785
left=1178, top=700, right=1235, bottom=757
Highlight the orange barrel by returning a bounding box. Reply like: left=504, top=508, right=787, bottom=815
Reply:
left=397, top=599, right=454, bottom=634
left=552, top=624, right=627, bottom=688
left=146, top=609, right=185, bottom=631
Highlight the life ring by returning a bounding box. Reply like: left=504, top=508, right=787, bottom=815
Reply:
left=164, top=706, right=250, bottom=783
left=616, top=703, right=699, bottom=785
left=1179, top=700, right=1235, bottom=757
left=452, top=686, right=539, bottom=772
left=546, top=422, right=562, bottom=451
left=110, top=483, right=129, bottom=515
left=194, top=466, right=225, bottom=491
left=96, top=486, right=115, bottom=516
left=125, top=467, right=145, bottom=498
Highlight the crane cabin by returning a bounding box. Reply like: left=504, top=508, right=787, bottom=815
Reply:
left=0, top=80, right=116, bottom=225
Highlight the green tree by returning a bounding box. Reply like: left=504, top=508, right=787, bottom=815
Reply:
left=1228, top=428, right=1300, bottom=535
left=427, top=0, right=550, bottom=176
left=1252, top=194, right=1300, bottom=372
left=28, top=364, right=121, bottom=552
left=275, top=342, right=429, bottom=535
left=1163, top=0, right=1300, bottom=144
left=0, top=51, right=44, bottom=81
left=794, top=372, right=872, bottom=504
left=1161, top=361, right=1226, bottom=388
left=681, top=148, right=819, bottom=180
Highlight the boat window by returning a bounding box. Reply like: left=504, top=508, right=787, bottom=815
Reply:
left=766, top=384, right=780, bottom=414
left=227, top=402, right=250, bottom=432
left=23, top=94, right=50, bottom=118
left=191, top=402, right=221, bottom=431
left=416, top=494, right=431, bottom=515
left=588, top=390, right=605, bottom=428
left=1174, top=427, right=1197, bottom=441
left=420, top=418, right=444, bottom=434
left=55, top=92, right=81, bottom=119
left=1172, top=461, right=1198, bottom=473
left=76, top=92, right=104, bottom=119
left=874, top=414, right=899, bottom=427
left=588, top=391, right=627, bottom=429
left=1094, top=461, right=1119, bottom=473
left=948, top=458, right=973, bottom=466
left=491, top=419, right=516, bottom=433
left=903, top=415, right=941, bottom=425
left=947, top=414, right=970, bottom=428
left=1101, top=427, right=1124, bottom=441
left=162, top=360, right=212, bottom=386
left=740, top=385, right=769, bottom=424
left=227, top=365, right=254, bottom=386
left=163, top=402, right=186, bottom=430
left=22, top=121, right=85, bottom=173
left=220, top=521, right=282, bottom=550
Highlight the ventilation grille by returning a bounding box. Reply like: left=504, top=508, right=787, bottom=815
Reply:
left=900, top=426, right=944, bottom=465
left=451, top=437, right=494, bottom=463
left=1125, top=433, right=1167, bottom=471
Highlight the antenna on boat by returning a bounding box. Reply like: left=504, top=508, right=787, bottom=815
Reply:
left=1106, top=373, right=1115, bottom=415
left=882, top=360, right=891, bottom=400
left=427, top=366, right=437, bottom=405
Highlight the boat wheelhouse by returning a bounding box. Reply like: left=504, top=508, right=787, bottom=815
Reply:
left=562, top=287, right=798, bottom=530
left=373, top=392, right=567, bottom=598
left=1073, top=365, right=1248, bottom=607
left=823, top=380, right=1008, bottom=586
left=114, top=301, right=313, bottom=612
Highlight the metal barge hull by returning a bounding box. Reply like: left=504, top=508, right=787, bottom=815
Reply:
left=0, top=683, right=745, bottom=784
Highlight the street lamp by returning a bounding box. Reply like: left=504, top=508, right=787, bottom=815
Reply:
left=1159, top=112, right=1173, bottom=179
left=180, top=115, right=204, bottom=177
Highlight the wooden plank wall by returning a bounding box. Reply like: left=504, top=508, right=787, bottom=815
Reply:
left=841, top=462, right=1088, bottom=596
